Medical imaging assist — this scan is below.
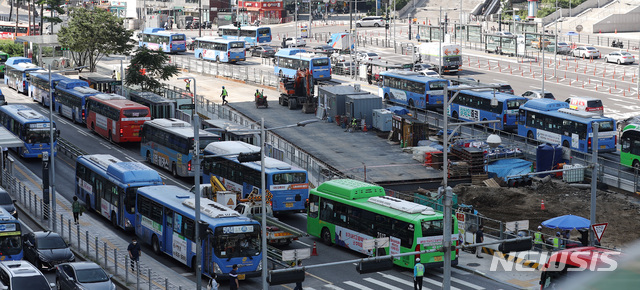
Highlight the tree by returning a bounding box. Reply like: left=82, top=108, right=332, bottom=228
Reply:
left=57, top=8, right=133, bottom=72
left=40, top=0, right=66, bottom=35
left=125, top=46, right=179, bottom=93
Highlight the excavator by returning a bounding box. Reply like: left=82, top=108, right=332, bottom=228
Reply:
left=278, top=68, right=317, bottom=113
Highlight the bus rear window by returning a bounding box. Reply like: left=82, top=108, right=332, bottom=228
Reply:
left=257, top=28, right=270, bottom=35
left=123, top=109, right=149, bottom=118
left=171, top=35, right=185, bottom=41
left=230, top=42, right=244, bottom=49
left=312, top=59, right=330, bottom=67
left=507, top=99, right=527, bottom=110
left=428, top=81, right=447, bottom=90
left=422, top=220, right=443, bottom=237
left=273, top=173, right=307, bottom=184
left=596, top=120, right=615, bottom=132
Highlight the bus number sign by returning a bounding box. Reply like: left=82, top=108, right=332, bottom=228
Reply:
left=223, top=225, right=254, bottom=234
left=0, top=224, right=16, bottom=232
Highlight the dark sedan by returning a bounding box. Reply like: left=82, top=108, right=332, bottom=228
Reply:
left=56, top=262, right=115, bottom=290
left=23, top=231, right=75, bottom=271
left=251, top=45, right=276, bottom=58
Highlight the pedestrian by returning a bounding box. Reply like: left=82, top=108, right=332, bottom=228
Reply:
left=220, top=86, right=229, bottom=105
left=111, top=70, right=116, bottom=80
left=534, top=225, right=545, bottom=251
left=72, top=196, right=81, bottom=224
left=229, top=264, right=239, bottom=290
left=293, top=260, right=303, bottom=290
left=128, top=237, right=141, bottom=272
left=185, top=80, right=191, bottom=92
left=2, top=147, right=7, bottom=168
left=413, top=258, right=424, bottom=290
left=207, top=274, right=219, bottom=290
left=476, top=225, right=484, bottom=258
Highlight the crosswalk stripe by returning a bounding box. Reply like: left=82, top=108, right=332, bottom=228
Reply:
left=432, top=271, right=485, bottom=290
left=376, top=272, right=413, bottom=287
left=363, top=278, right=403, bottom=290
left=322, top=285, right=345, bottom=290
left=343, top=281, right=373, bottom=290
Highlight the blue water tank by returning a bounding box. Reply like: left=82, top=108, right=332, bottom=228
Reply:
left=536, top=144, right=563, bottom=177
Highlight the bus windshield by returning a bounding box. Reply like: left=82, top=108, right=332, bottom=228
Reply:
left=507, top=99, right=527, bottom=110
left=230, top=42, right=244, bottom=49
left=312, top=59, right=330, bottom=66
left=429, top=81, right=448, bottom=90
left=422, top=220, right=444, bottom=237
left=26, top=128, right=52, bottom=144
left=214, top=226, right=261, bottom=259
left=172, top=35, right=185, bottom=41
left=0, top=234, right=21, bottom=255
left=272, top=172, right=306, bottom=184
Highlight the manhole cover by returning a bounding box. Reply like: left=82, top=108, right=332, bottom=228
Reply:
left=466, top=263, right=481, bottom=267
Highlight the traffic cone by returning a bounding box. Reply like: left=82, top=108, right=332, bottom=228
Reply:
left=541, top=199, right=546, bottom=210
left=311, top=242, right=318, bottom=256
left=362, top=120, right=368, bottom=132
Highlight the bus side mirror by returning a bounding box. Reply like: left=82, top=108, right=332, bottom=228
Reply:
left=56, top=130, right=60, bottom=137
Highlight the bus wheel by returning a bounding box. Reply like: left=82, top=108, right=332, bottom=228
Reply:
left=71, top=113, right=76, bottom=124
left=111, top=212, right=117, bottom=228
left=90, top=122, right=95, bottom=132
left=633, top=160, right=640, bottom=170
left=527, top=131, right=534, bottom=140
left=321, top=227, right=332, bottom=246
left=172, top=163, right=178, bottom=177
left=152, top=235, right=161, bottom=255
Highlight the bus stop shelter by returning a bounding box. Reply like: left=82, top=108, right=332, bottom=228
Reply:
left=14, top=35, right=68, bottom=69
left=0, top=126, right=25, bottom=169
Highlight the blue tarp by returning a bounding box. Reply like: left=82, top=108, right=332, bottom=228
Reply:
left=486, top=159, right=532, bottom=181
left=387, top=106, right=409, bottom=115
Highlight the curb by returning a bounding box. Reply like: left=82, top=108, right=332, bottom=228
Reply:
left=482, top=247, right=541, bottom=270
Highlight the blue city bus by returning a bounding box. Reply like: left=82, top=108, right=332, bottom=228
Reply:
left=138, top=27, right=187, bottom=53
left=28, top=72, right=69, bottom=107
left=202, top=141, right=309, bottom=213
left=449, top=89, right=528, bottom=131
left=4, top=57, right=43, bottom=94
left=274, top=48, right=331, bottom=81
left=217, top=25, right=271, bottom=47
left=75, top=154, right=164, bottom=231
left=140, top=118, right=221, bottom=177
left=54, top=79, right=100, bottom=124
left=518, top=99, right=617, bottom=153
left=135, top=185, right=262, bottom=279
left=193, top=37, right=245, bottom=63
left=0, top=104, right=57, bottom=158
left=0, top=207, right=23, bottom=261
left=379, top=71, right=449, bottom=110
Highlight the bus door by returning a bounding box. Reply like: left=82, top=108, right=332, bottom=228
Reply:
left=203, top=232, right=214, bottom=275
left=164, top=209, right=174, bottom=256
left=117, top=187, right=124, bottom=227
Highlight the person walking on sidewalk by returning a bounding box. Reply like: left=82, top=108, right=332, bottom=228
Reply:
left=476, top=225, right=484, bottom=258
left=72, top=196, right=81, bottom=224
left=185, top=80, right=191, bottom=92
left=229, top=264, right=239, bottom=290
left=413, top=258, right=424, bottom=290
left=220, top=86, right=229, bottom=105
left=128, top=237, right=141, bottom=272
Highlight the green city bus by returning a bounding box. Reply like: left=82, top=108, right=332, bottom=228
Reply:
left=307, top=179, right=458, bottom=269
left=0, top=51, right=9, bottom=77
left=620, top=123, right=640, bottom=169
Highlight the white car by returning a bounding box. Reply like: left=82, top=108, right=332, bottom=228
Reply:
left=283, top=37, right=306, bottom=47
left=572, top=46, right=600, bottom=59
left=355, top=16, right=385, bottom=27
left=604, top=51, right=635, bottom=64
left=356, top=52, right=381, bottom=63
left=419, top=69, right=440, bottom=77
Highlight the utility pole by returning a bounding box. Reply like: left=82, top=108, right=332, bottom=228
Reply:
left=309, top=0, right=312, bottom=37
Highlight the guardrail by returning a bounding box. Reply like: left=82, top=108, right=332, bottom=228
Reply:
left=57, top=137, right=86, bottom=160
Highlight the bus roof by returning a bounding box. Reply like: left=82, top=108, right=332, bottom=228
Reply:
left=31, top=72, right=68, bottom=82
left=137, top=185, right=258, bottom=226
left=12, top=62, right=42, bottom=72
left=218, top=25, right=266, bottom=31
left=274, top=48, right=324, bottom=59
left=204, top=141, right=299, bottom=171
left=90, top=93, right=126, bottom=101
left=314, top=179, right=440, bottom=219
left=521, top=98, right=570, bottom=111
left=459, top=89, right=528, bottom=102
left=202, top=119, right=256, bottom=137
left=142, top=27, right=185, bottom=36
left=0, top=105, right=50, bottom=123
left=544, top=246, right=622, bottom=269
left=144, top=118, right=220, bottom=139
left=623, top=123, right=640, bottom=132
left=130, top=91, right=175, bottom=104
left=80, top=73, right=120, bottom=84
left=78, top=154, right=163, bottom=185
left=56, top=79, right=90, bottom=90
left=5, top=57, right=31, bottom=67
left=195, top=36, right=243, bottom=44
left=380, top=70, right=449, bottom=83
left=522, top=99, right=614, bottom=123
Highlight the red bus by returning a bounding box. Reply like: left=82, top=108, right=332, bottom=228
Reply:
left=0, top=21, right=40, bottom=39
left=539, top=246, right=622, bottom=289
left=85, top=93, right=151, bottom=142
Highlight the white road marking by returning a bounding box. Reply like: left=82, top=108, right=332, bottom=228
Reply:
left=362, top=278, right=403, bottom=290
left=431, top=271, right=485, bottom=289
left=343, top=281, right=373, bottom=290
left=296, top=240, right=311, bottom=247
left=322, top=285, right=345, bottom=290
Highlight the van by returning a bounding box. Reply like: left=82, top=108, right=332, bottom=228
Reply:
left=0, top=260, right=55, bottom=289
left=565, top=97, right=604, bottom=115
left=355, top=16, right=385, bottom=27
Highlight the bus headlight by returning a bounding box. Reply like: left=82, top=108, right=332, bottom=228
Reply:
left=257, top=260, right=262, bottom=271
left=213, top=262, right=222, bottom=274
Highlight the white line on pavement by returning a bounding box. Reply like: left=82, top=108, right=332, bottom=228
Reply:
left=431, top=271, right=485, bottom=290
left=322, top=285, right=345, bottom=290
left=362, top=278, right=403, bottom=290
left=296, top=240, right=311, bottom=247
left=343, top=281, right=373, bottom=290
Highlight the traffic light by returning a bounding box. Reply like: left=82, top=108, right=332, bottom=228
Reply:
left=385, top=23, right=389, bottom=29
left=356, top=257, right=394, bottom=274
left=268, top=269, right=305, bottom=285
left=498, top=238, right=532, bottom=253
left=237, top=152, right=261, bottom=162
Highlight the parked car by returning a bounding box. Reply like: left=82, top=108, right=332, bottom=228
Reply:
left=572, top=46, right=600, bottom=58
left=251, top=45, right=276, bottom=57
left=355, top=16, right=385, bottom=27
left=0, top=187, right=17, bottom=218
left=313, top=45, right=335, bottom=54
left=283, top=37, right=306, bottom=47
left=492, top=83, right=515, bottom=95
left=23, top=231, right=75, bottom=271
left=56, top=262, right=115, bottom=290
left=419, top=69, right=440, bottom=77
left=495, top=31, right=514, bottom=36
left=522, top=90, right=555, bottom=100
left=334, top=61, right=356, bottom=75
left=413, top=63, right=434, bottom=72
left=604, top=51, right=635, bottom=64
left=356, top=51, right=381, bottom=63
left=565, top=96, right=604, bottom=115
left=0, top=260, right=54, bottom=290
left=551, top=42, right=572, bottom=54
left=531, top=38, right=551, bottom=49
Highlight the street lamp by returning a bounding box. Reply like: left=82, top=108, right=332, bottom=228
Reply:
left=177, top=76, right=202, bottom=289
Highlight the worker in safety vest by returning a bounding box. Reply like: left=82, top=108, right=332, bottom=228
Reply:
left=553, top=232, right=562, bottom=250
left=534, top=225, right=545, bottom=251
left=351, top=118, right=357, bottom=128
left=413, top=258, right=424, bottom=290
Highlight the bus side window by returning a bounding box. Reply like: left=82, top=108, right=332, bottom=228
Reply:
left=308, top=195, right=318, bottom=218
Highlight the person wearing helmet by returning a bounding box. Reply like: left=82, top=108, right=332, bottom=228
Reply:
left=220, top=86, right=228, bottom=105
left=414, top=257, right=424, bottom=290
left=534, top=225, right=545, bottom=251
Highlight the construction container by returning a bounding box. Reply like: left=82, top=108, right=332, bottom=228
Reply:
left=391, top=114, right=428, bottom=147
left=317, top=85, right=370, bottom=120
left=345, top=93, right=383, bottom=127
left=372, top=109, right=393, bottom=132
left=563, top=164, right=585, bottom=183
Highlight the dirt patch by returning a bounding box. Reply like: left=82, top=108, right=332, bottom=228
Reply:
left=455, top=179, right=640, bottom=249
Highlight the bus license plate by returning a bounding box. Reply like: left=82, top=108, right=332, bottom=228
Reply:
left=319, top=75, right=324, bottom=78
left=600, top=145, right=606, bottom=149
left=238, top=274, right=245, bottom=280
left=434, top=256, right=443, bottom=262
left=285, top=203, right=294, bottom=208
left=437, top=101, right=442, bottom=104
left=133, top=132, right=139, bottom=136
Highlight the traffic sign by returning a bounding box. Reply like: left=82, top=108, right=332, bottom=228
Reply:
left=282, top=248, right=311, bottom=261
left=592, top=223, right=608, bottom=243
left=456, top=212, right=465, bottom=223
left=362, top=237, right=389, bottom=250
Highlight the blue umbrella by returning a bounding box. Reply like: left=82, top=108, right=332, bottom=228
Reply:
left=542, top=214, right=590, bottom=230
